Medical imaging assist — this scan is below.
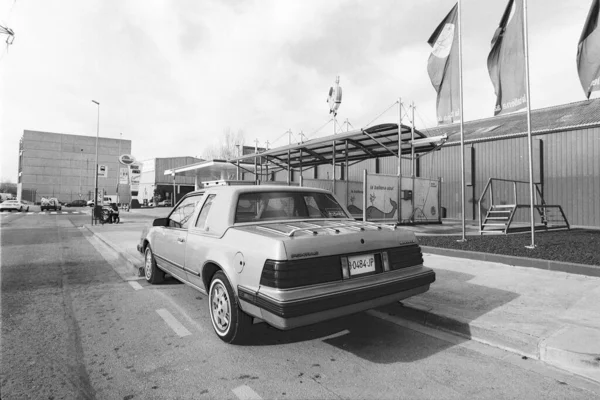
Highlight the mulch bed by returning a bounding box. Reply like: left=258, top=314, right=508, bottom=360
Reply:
left=416, top=229, right=600, bottom=266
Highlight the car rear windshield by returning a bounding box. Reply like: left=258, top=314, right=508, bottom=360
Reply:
left=235, top=191, right=349, bottom=223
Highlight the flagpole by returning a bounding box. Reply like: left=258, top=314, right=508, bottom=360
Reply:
left=458, top=0, right=466, bottom=242
left=523, top=0, right=536, bottom=248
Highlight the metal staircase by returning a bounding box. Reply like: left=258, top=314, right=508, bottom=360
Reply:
left=478, top=178, right=570, bottom=235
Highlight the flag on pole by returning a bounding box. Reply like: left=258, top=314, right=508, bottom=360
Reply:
left=577, top=0, right=600, bottom=99
left=427, top=3, right=460, bottom=125
left=487, top=0, right=527, bottom=116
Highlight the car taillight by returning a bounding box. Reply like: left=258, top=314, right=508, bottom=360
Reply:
left=387, top=244, right=423, bottom=270
left=382, top=251, right=391, bottom=272
left=340, top=257, right=350, bottom=279
left=260, top=256, right=342, bottom=289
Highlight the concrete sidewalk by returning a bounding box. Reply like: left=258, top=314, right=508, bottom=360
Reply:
left=83, top=222, right=600, bottom=384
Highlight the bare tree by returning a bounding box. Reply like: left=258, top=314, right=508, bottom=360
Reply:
left=0, top=179, right=17, bottom=196
left=203, top=128, right=245, bottom=160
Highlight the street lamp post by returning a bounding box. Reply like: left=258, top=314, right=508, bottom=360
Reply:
left=92, top=100, right=100, bottom=225
left=117, top=132, right=122, bottom=206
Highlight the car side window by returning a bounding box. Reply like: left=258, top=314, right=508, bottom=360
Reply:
left=168, top=194, right=204, bottom=229
left=195, top=194, right=216, bottom=230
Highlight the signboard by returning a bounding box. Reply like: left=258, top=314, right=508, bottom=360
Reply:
left=129, top=163, right=141, bottom=192
left=365, top=175, right=399, bottom=221
left=347, top=182, right=364, bottom=218
left=98, top=165, right=108, bottom=178
left=119, top=167, right=129, bottom=184
left=119, top=154, right=136, bottom=165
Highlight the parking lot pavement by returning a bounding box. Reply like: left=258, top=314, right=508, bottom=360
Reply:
left=85, top=221, right=600, bottom=384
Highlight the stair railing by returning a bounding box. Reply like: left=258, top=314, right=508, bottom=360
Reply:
left=478, top=178, right=543, bottom=232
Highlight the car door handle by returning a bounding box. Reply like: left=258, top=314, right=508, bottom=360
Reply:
left=177, top=238, right=185, bottom=243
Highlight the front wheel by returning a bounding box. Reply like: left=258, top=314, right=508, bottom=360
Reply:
left=209, top=271, right=252, bottom=344
left=144, top=246, right=164, bottom=284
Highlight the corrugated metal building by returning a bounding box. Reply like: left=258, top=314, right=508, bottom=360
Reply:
left=356, top=99, right=600, bottom=228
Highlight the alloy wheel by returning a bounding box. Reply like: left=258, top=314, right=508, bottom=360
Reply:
left=211, top=282, right=230, bottom=333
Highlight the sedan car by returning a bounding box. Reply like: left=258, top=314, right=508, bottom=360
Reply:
left=137, top=185, right=435, bottom=344
left=158, top=199, right=172, bottom=207
left=0, top=200, right=29, bottom=212
left=66, top=199, right=87, bottom=207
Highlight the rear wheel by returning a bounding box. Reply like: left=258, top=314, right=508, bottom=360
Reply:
left=144, top=246, right=164, bottom=284
left=208, top=271, right=251, bottom=344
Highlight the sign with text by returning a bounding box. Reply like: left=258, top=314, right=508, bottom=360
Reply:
left=119, top=168, right=129, bottom=184
left=129, top=163, right=141, bottom=192
left=98, top=165, right=108, bottom=178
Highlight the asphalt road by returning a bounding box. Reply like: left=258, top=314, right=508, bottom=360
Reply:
left=1, top=211, right=599, bottom=400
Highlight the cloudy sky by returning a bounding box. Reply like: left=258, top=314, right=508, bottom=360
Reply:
left=0, top=0, right=594, bottom=181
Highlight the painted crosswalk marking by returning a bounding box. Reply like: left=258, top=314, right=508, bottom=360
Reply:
left=156, top=309, right=191, bottom=337
left=232, top=385, right=263, bottom=400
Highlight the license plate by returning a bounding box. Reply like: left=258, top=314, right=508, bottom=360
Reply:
left=347, top=253, right=376, bottom=276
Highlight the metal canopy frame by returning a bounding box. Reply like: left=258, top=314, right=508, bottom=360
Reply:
left=227, top=123, right=444, bottom=173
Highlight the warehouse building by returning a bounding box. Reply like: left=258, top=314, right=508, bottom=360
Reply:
left=138, top=157, right=203, bottom=206
left=18, top=130, right=132, bottom=204
left=417, top=98, right=600, bottom=229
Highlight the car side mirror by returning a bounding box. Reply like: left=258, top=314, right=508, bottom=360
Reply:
left=152, top=217, right=169, bottom=227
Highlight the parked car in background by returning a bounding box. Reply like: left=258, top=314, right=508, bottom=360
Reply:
left=40, top=197, right=62, bottom=211
left=137, top=185, right=436, bottom=344
left=66, top=199, right=87, bottom=207
left=88, top=196, right=115, bottom=207
left=0, top=200, right=29, bottom=212
left=158, top=199, right=172, bottom=207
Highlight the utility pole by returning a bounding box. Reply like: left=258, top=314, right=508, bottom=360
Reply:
left=254, top=138, right=259, bottom=184
left=265, top=140, right=270, bottom=182
left=92, top=100, right=100, bottom=225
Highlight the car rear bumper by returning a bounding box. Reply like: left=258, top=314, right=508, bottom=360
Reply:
left=238, top=268, right=435, bottom=330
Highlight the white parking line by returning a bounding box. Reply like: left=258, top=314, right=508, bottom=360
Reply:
left=322, top=329, right=350, bottom=340
left=61, top=211, right=68, bottom=214
left=156, top=309, right=191, bottom=337
left=232, top=385, right=263, bottom=400
left=128, top=281, right=143, bottom=291
left=50, top=212, right=57, bottom=214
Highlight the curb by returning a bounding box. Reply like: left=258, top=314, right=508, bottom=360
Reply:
left=393, top=302, right=600, bottom=384
left=82, top=225, right=143, bottom=277
left=421, top=246, right=600, bottom=277
left=389, top=302, right=539, bottom=359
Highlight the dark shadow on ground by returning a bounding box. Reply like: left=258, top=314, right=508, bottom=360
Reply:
left=239, top=269, right=519, bottom=363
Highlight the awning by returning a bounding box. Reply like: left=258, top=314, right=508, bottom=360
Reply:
left=164, top=159, right=256, bottom=178
left=227, top=123, right=446, bottom=172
